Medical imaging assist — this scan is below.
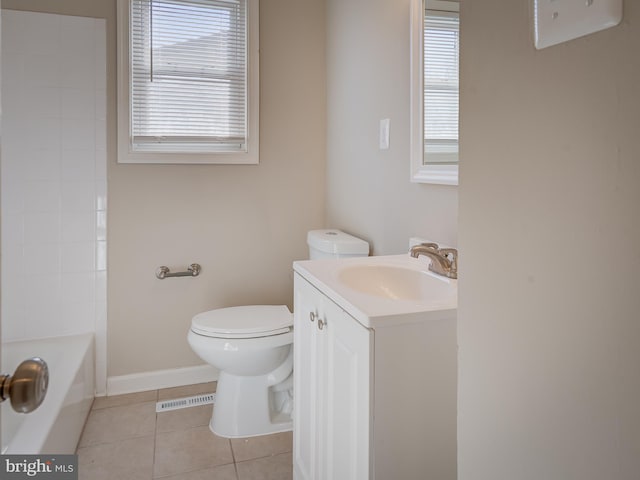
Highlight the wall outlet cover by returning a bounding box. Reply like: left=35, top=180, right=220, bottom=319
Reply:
left=533, top=0, right=622, bottom=50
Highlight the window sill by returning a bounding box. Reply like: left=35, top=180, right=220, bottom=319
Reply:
left=117, top=148, right=259, bottom=165
left=411, top=164, right=458, bottom=186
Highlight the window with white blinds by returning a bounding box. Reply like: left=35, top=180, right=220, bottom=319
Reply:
left=423, top=9, right=459, bottom=164
left=118, top=0, right=259, bottom=163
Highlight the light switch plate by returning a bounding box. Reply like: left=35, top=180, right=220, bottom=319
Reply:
left=533, top=0, right=622, bottom=50
left=379, top=118, right=390, bottom=150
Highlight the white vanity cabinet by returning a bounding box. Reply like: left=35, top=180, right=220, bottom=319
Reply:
left=293, top=272, right=372, bottom=480
left=293, top=257, right=457, bottom=480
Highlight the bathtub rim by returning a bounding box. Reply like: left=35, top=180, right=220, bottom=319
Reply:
left=1, top=332, right=95, bottom=454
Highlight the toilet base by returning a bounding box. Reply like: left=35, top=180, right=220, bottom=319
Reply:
left=210, top=415, right=292, bottom=439
left=210, top=370, right=293, bottom=439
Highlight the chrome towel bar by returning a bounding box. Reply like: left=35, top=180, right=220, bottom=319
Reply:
left=156, top=263, right=201, bottom=280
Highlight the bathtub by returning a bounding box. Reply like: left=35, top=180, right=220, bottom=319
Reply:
left=1, top=333, right=95, bottom=454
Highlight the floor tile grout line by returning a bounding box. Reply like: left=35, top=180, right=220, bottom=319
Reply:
left=228, top=440, right=241, bottom=480
left=90, top=399, right=159, bottom=413
left=150, top=462, right=237, bottom=480
left=77, top=432, right=156, bottom=450
left=91, top=391, right=159, bottom=411
left=152, top=424, right=235, bottom=478
left=77, top=398, right=158, bottom=450
left=78, top=383, right=292, bottom=478
left=229, top=438, right=237, bottom=463
left=234, top=450, right=293, bottom=465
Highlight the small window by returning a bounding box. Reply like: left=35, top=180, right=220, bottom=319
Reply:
left=410, top=0, right=459, bottom=185
left=117, top=0, right=259, bottom=164
left=424, top=9, right=459, bottom=165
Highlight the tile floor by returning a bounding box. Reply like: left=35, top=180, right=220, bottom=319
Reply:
left=77, top=382, right=293, bottom=480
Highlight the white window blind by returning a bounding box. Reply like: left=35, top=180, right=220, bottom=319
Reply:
left=424, top=10, right=459, bottom=164
left=130, top=0, right=248, bottom=153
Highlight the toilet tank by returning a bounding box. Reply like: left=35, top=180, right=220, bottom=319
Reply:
left=307, top=229, right=370, bottom=260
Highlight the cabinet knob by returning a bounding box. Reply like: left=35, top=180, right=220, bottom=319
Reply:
left=309, top=312, right=317, bottom=322
left=318, top=318, right=326, bottom=330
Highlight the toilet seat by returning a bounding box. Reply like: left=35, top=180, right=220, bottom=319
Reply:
left=191, top=305, right=292, bottom=339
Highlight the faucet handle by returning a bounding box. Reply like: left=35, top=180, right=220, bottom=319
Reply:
left=419, top=242, right=439, bottom=250
left=438, top=248, right=458, bottom=274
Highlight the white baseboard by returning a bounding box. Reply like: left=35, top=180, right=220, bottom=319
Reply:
left=105, top=364, right=219, bottom=397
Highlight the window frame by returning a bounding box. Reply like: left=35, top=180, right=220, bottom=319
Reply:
left=117, top=0, right=260, bottom=164
left=410, top=0, right=459, bottom=185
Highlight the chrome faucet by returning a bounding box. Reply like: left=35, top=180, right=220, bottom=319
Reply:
left=409, top=243, right=458, bottom=279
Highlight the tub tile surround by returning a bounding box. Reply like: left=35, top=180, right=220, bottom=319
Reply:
left=77, top=382, right=293, bottom=480
left=0, top=10, right=108, bottom=392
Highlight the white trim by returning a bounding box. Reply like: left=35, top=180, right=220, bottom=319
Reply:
left=116, top=0, right=260, bottom=164
left=410, top=0, right=459, bottom=186
left=412, top=164, right=458, bottom=186
left=410, top=0, right=425, bottom=182
left=426, top=0, right=459, bottom=13
left=94, top=302, right=108, bottom=396
left=105, top=364, right=219, bottom=396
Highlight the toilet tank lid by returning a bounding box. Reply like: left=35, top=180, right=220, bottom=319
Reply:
left=191, top=305, right=292, bottom=337
left=307, top=229, right=369, bottom=255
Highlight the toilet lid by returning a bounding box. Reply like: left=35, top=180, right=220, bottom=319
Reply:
left=191, top=305, right=292, bottom=339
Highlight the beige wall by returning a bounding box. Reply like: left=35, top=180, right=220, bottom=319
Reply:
left=4, top=0, right=327, bottom=377
left=458, top=2, right=640, bottom=479
left=325, top=0, right=458, bottom=255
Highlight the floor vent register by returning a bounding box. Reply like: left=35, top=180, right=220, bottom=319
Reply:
left=156, top=393, right=216, bottom=413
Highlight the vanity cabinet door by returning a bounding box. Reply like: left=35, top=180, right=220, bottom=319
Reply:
left=293, top=273, right=372, bottom=480
left=293, top=273, right=325, bottom=480
left=323, top=300, right=372, bottom=480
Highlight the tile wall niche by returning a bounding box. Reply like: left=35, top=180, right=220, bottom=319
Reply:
left=1, top=10, right=107, bottom=391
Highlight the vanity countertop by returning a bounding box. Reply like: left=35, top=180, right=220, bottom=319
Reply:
left=293, top=254, right=457, bottom=329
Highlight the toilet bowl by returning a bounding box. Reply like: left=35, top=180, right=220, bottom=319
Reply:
left=187, top=305, right=294, bottom=438
left=188, top=229, right=369, bottom=439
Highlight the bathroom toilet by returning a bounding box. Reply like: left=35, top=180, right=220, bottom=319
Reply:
left=187, top=305, right=294, bottom=438
left=188, top=229, right=369, bottom=438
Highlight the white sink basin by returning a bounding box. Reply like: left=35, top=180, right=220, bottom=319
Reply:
left=293, top=254, right=457, bottom=328
left=337, top=264, right=451, bottom=301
